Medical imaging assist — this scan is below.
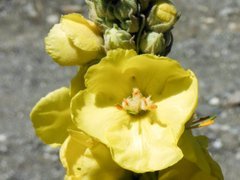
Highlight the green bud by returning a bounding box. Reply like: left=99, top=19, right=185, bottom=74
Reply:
left=86, top=0, right=115, bottom=21
left=147, top=0, right=180, bottom=33
left=120, top=15, right=140, bottom=33
left=114, top=0, right=138, bottom=20
left=86, top=0, right=118, bottom=32
left=104, top=26, right=136, bottom=50
left=140, top=31, right=166, bottom=55
left=86, top=0, right=98, bottom=20
left=114, top=0, right=139, bottom=32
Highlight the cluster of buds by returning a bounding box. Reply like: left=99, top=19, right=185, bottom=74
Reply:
left=86, top=0, right=180, bottom=55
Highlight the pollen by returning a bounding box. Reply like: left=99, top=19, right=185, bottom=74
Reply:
left=116, top=88, right=157, bottom=115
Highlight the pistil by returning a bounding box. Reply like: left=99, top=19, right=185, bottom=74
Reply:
left=116, top=88, right=157, bottom=115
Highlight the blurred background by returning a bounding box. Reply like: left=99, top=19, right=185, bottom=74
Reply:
left=0, top=0, right=239, bottom=179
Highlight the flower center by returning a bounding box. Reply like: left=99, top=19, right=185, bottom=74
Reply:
left=116, top=88, right=157, bottom=115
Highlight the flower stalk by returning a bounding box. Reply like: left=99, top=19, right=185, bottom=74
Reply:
left=29, top=0, right=223, bottom=179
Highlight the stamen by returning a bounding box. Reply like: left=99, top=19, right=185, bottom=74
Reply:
left=116, top=104, right=123, bottom=110
left=186, top=116, right=216, bottom=129
left=116, top=88, right=157, bottom=115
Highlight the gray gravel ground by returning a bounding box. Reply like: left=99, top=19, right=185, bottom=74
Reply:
left=0, top=0, right=239, bottom=179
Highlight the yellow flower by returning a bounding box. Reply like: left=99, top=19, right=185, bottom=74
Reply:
left=45, top=13, right=104, bottom=66
left=158, top=131, right=224, bottom=180
left=71, top=49, right=198, bottom=172
left=60, top=130, right=132, bottom=180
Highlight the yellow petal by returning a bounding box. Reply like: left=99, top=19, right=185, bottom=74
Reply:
left=195, top=136, right=224, bottom=180
left=158, top=158, right=199, bottom=180
left=45, top=24, right=82, bottom=66
left=154, top=70, right=198, bottom=141
left=60, top=130, right=132, bottom=180
left=85, top=49, right=137, bottom=105
left=119, top=54, right=197, bottom=101
left=61, top=13, right=103, bottom=52
left=71, top=91, right=126, bottom=145
left=178, top=131, right=211, bottom=173
left=106, top=114, right=183, bottom=173
left=60, top=130, right=94, bottom=177
left=158, top=152, right=221, bottom=180
left=30, top=87, right=74, bottom=147
left=191, top=172, right=218, bottom=180
left=158, top=157, right=219, bottom=180
left=175, top=132, right=223, bottom=180
left=62, top=13, right=102, bottom=39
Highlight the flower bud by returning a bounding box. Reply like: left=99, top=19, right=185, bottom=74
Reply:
left=140, top=32, right=166, bottom=55
left=120, top=15, right=140, bottom=33
left=45, top=14, right=104, bottom=66
left=114, top=0, right=139, bottom=32
left=113, top=0, right=138, bottom=20
left=147, top=0, right=179, bottom=33
left=86, top=0, right=115, bottom=20
left=104, top=26, right=136, bottom=50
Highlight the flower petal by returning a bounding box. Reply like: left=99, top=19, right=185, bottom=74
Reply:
left=61, top=14, right=103, bottom=52
left=45, top=24, right=83, bottom=66
left=30, top=87, right=74, bottom=147
left=60, top=130, right=94, bottom=178
left=158, top=158, right=199, bottom=179
left=85, top=49, right=137, bottom=105
left=195, top=136, right=224, bottom=180
left=154, top=70, right=198, bottom=141
left=191, top=172, right=218, bottom=180
left=60, top=130, right=132, bottom=180
left=158, top=133, right=223, bottom=180
left=106, top=114, right=183, bottom=173
left=71, top=91, right=127, bottom=144
left=178, top=131, right=210, bottom=173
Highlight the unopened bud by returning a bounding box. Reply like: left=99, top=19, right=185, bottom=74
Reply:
left=86, top=0, right=115, bottom=21
left=140, top=32, right=166, bottom=55
left=147, top=0, right=179, bottom=33
left=114, top=0, right=139, bottom=33
left=120, top=15, right=140, bottom=33
left=114, top=0, right=138, bottom=20
left=104, top=26, right=136, bottom=50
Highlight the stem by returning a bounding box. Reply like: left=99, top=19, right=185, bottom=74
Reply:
left=136, top=14, right=145, bottom=53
